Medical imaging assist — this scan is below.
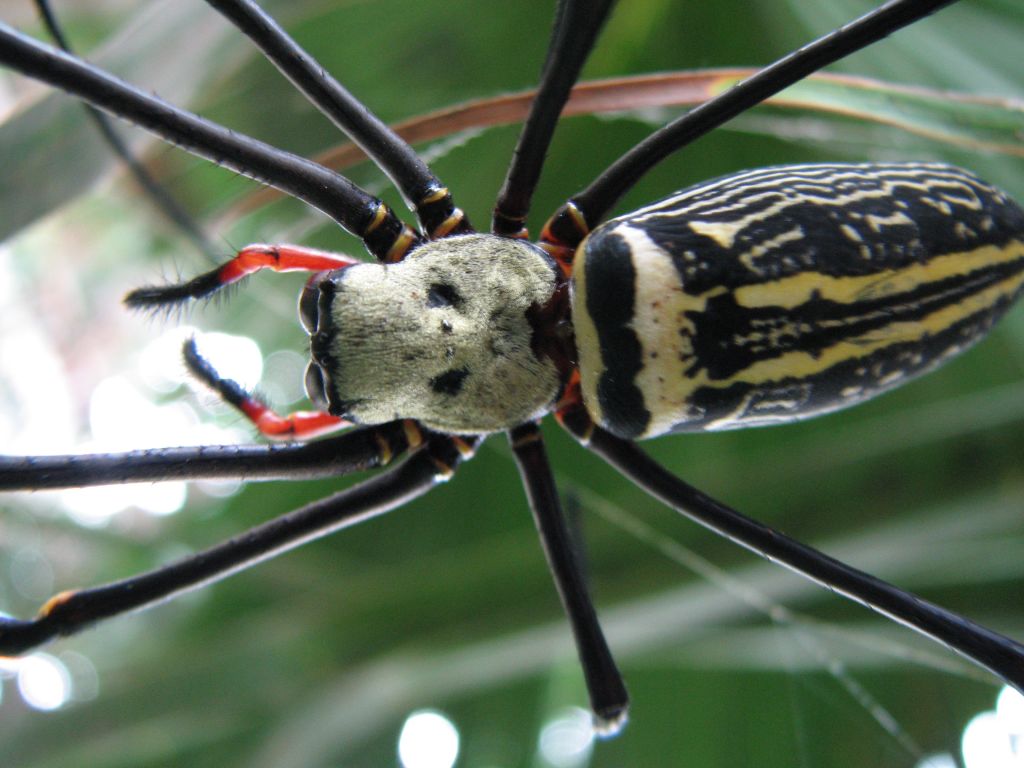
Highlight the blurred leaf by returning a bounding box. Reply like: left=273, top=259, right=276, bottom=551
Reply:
left=225, top=69, right=1024, bottom=224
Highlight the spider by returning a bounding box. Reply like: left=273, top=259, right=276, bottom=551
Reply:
left=2, top=0, right=1024, bottom=761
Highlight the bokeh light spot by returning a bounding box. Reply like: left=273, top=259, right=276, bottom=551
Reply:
left=914, top=753, right=958, bottom=768
left=538, top=707, right=594, bottom=768
left=962, top=686, right=1024, bottom=768
left=398, top=710, right=460, bottom=768
left=15, top=653, right=72, bottom=711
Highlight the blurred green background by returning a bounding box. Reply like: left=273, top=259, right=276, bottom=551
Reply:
left=0, top=1, right=1022, bottom=766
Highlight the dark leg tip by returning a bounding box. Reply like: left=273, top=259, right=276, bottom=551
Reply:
left=592, top=704, right=629, bottom=738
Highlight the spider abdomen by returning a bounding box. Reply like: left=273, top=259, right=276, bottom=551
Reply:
left=571, top=162, right=1024, bottom=439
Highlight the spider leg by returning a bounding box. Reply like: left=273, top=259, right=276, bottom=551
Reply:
left=508, top=422, right=628, bottom=735
left=204, top=0, right=470, bottom=242
left=542, top=0, right=961, bottom=248
left=0, top=420, right=423, bottom=490
left=492, top=0, right=614, bottom=240
left=0, top=24, right=419, bottom=262
left=0, top=435, right=477, bottom=656
left=125, top=243, right=358, bottom=307
left=182, top=337, right=348, bottom=440
left=555, top=404, right=1024, bottom=697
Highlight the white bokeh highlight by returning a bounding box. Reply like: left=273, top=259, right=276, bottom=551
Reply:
left=0, top=653, right=73, bottom=711
left=962, top=686, right=1024, bottom=768
left=915, top=753, right=958, bottom=768
left=398, top=710, right=461, bottom=768
left=538, top=707, right=595, bottom=768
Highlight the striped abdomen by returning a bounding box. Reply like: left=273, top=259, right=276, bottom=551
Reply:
left=571, top=163, right=1024, bottom=439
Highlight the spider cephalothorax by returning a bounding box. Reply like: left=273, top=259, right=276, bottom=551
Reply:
left=302, top=234, right=564, bottom=433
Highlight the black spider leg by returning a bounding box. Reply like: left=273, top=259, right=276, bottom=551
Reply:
left=0, top=420, right=420, bottom=490
left=509, top=422, right=628, bottom=735
left=0, top=23, right=419, bottom=263
left=33, top=0, right=219, bottom=262
left=557, top=407, right=1024, bottom=696
left=491, top=0, right=615, bottom=238
left=542, top=0, right=961, bottom=246
left=204, top=0, right=470, bottom=243
left=494, top=0, right=625, bottom=732
left=0, top=435, right=478, bottom=656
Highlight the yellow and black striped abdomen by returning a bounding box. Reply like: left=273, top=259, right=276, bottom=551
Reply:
left=571, top=163, right=1024, bottom=439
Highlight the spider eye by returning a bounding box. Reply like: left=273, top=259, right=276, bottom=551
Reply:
left=304, top=361, right=329, bottom=409
left=299, top=272, right=331, bottom=333
left=427, top=282, right=462, bottom=309
left=429, top=367, right=469, bottom=396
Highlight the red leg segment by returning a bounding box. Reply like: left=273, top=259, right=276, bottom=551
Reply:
left=217, top=244, right=359, bottom=284
left=125, top=244, right=360, bottom=308
left=184, top=338, right=348, bottom=441
left=239, top=400, right=348, bottom=440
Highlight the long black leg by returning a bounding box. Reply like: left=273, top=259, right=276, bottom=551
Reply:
left=204, top=0, right=470, bottom=240
left=557, top=408, right=1024, bottom=695
left=543, top=0, right=961, bottom=246
left=491, top=0, right=615, bottom=238
left=33, top=0, right=219, bottom=262
left=0, top=435, right=476, bottom=655
left=0, top=420, right=422, bottom=490
left=0, top=23, right=419, bottom=262
left=508, top=422, right=628, bottom=734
